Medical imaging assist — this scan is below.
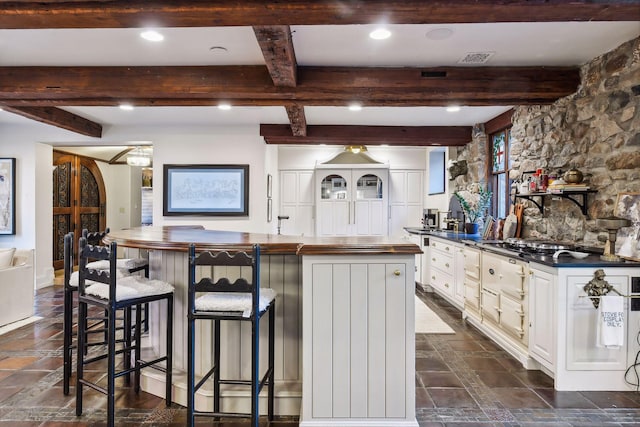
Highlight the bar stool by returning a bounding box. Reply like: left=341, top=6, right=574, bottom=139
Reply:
left=62, top=230, right=149, bottom=395
left=75, top=236, right=174, bottom=427
left=187, top=244, right=276, bottom=427
left=82, top=228, right=150, bottom=332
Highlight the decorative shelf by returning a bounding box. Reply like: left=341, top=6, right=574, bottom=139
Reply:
left=514, top=190, right=597, bottom=217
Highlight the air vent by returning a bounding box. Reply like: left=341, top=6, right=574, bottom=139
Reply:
left=458, top=52, right=495, bottom=64
left=421, top=71, right=447, bottom=78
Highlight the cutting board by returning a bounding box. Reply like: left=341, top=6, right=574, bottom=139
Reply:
left=514, top=203, right=525, bottom=238
left=503, top=213, right=518, bottom=239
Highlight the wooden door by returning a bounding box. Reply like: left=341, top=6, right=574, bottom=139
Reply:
left=53, top=152, right=106, bottom=270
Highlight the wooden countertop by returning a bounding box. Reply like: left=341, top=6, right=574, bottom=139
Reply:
left=104, top=226, right=421, bottom=256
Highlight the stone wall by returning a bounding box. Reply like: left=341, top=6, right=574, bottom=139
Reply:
left=454, top=36, right=640, bottom=247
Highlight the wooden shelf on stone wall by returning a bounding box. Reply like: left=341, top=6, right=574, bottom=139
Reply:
left=513, top=190, right=597, bottom=218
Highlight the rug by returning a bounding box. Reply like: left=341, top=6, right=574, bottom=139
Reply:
left=415, top=296, right=455, bottom=334
left=0, top=316, right=43, bottom=336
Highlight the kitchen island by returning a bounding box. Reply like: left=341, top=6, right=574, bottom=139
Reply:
left=105, top=226, right=421, bottom=426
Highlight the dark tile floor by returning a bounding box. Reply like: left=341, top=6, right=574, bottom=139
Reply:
left=0, top=285, right=639, bottom=426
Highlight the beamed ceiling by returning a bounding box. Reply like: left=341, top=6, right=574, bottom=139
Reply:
left=0, top=0, right=638, bottom=147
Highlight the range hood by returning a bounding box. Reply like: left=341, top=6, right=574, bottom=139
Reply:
left=321, top=145, right=383, bottom=165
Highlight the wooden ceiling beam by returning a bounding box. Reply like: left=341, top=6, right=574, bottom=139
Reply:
left=254, top=25, right=307, bottom=135
left=253, top=26, right=297, bottom=87
left=260, top=124, right=472, bottom=146
left=0, top=65, right=580, bottom=107
left=285, top=104, right=307, bottom=137
left=0, top=1, right=637, bottom=28
left=1, top=106, right=102, bottom=137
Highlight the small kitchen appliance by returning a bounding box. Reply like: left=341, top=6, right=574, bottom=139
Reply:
left=422, top=209, right=438, bottom=229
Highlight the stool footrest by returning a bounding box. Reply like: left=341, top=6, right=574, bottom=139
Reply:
left=194, top=410, right=254, bottom=419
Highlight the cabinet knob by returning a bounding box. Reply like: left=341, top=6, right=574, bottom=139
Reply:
left=432, top=257, right=436, bottom=262
left=394, top=269, right=401, bottom=276
left=445, top=263, right=450, bottom=268
left=445, top=283, right=450, bottom=288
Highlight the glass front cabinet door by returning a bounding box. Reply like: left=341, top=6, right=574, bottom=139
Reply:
left=316, top=168, right=389, bottom=236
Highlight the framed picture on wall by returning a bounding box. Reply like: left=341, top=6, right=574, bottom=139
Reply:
left=614, top=192, right=640, bottom=261
left=163, top=164, right=249, bottom=216
left=0, top=157, right=16, bottom=235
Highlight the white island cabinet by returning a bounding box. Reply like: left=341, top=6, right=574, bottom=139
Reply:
left=301, top=254, right=417, bottom=427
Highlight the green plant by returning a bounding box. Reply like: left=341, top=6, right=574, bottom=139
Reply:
left=454, top=185, right=492, bottom=224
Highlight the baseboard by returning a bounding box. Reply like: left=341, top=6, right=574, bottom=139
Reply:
left=36, top=267, right=55, bottom=289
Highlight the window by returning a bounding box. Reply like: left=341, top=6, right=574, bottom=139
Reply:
left=489, top=127, right=512, bottom=219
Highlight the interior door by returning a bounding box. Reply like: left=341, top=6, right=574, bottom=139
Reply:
left=53, top=152, right=106, bottom=270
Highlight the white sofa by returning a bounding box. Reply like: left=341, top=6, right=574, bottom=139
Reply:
left=0, top=249, right=35, bottom=327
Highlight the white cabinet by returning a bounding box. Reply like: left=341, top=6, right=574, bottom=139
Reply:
left=280, top=170, right=315, bottom=236
left=315, top=168, right=388, bottom=237
left=301, top=255, right=417, bottom=426
left=463, top=246, right=481, bottom=319
left=480, top=251, right=528, bottom=348
left=389, top=170, right=424, bottom=238
left=427, top=236, right=463, bottom=309
left=528, top=267, right=556, bottom=371
left=453, top=245, right=466, bottom=306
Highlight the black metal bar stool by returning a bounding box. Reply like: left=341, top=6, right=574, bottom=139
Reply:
left=187, top=243, right=276, bottom=427
left=75, top=236, right=174, bottom=427
left=62, top=229, right=151, bottom=395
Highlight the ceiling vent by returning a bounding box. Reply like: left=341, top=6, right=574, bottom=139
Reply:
left=458, top=51, right=495, bottom=64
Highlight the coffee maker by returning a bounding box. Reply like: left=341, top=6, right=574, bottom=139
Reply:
left=422, top=209, right=438, bottom=229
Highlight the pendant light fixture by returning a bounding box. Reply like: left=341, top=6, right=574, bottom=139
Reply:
left=126, top=146, right=152, bottom=167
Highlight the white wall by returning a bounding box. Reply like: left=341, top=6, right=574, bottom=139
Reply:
left=151, top=125, right=272, bottom=232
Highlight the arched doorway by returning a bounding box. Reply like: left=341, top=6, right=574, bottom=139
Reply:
left=52, top=151, right=106, bottom=270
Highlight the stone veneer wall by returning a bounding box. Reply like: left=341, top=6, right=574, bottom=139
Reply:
left=453, top=36, right=640, bottom=247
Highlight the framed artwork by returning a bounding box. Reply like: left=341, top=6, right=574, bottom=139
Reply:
left=614, top=192, right=640, bottom=261
left=428, top=150, right=445, bottom=194
left=0, top=158, right=16, bottom=235
left=163, top=164, right=249, bottom=216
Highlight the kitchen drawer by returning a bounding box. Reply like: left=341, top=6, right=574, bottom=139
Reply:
left=464, top=279, right=480, bottom=312
left=500, top=295, right=527, bottom=344
left=430, top=239, right=453, bottom=254
left=481, top=288, right=500, bottom=324
left=463, top=248, right=481, bottom=281
left=431, top=251, right=454, bottom=275
left=482, top=252, right=526, bottom=300
left=430, top=268, right=454, bottom=297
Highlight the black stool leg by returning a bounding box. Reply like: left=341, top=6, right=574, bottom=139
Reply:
left=124, top=306, right=132, bottom=386
left=268, top=302, right=275, bottom=421
left=166, top=295, right=173, bottom=406
left=134, top=303, right=142, bottom=394
left=251, top=314, right=260, bottom=427
left=214, top=319, right=221, bottom=416
left=107, top=306, right=117, bottom=427
left=63, top=288, right=73, bottom=395
left=187, top=310, right=195, bottom=427
left=75, top=299, right=87, bottom=416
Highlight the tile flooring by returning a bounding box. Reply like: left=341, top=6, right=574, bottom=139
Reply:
left=0, top=285, right=638, bottom=426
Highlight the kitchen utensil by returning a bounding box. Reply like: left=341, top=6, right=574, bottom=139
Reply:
left=514, top=204, right=525, bottom=238
left=503, top=213, right=518, bottom=239
left=552, top=250, right=589, bottom=259
left=563, top=167, right=584, bottom=184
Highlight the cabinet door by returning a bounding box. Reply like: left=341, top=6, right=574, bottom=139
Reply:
left=280, top=170, right=315, bottom=236
left=529, top=268, right=555, bottom=367
left=464, top=247, right=481, bottom=281
left=307, top=261, right=409, bottom=419
left=453, top=246, right=465, bottom=305
left=500, top=295, right=526, bottom=343
left=464, top=279, right=481, bottom=313
left=481, top=288, right=500, bottom=324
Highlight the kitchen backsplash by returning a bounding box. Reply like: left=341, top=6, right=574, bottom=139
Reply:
left=454, top=36, right=640, bottom=247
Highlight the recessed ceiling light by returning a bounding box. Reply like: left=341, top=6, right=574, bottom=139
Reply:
left=119, top=104, right=134, bottom=111
left=348, top=103, right=362, bottom=111
left=369, top=28, right=391, bottom=40
left=425, top=28, right=454, bottom=41
left=446, top=106, right=461, bottom=113
left=140, top=30, right=164, bottom=42
left=218, top=103, right=232, bottom=110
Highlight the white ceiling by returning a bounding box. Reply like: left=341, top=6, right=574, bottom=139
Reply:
left=0, top=21, right=638, bottom=143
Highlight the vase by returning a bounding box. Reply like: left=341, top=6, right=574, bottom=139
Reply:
left=464, top=222, right=479, bottom=234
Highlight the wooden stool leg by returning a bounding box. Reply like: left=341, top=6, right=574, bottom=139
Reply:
left=134, top=303, right=142, bottom=393
left=107, top=307, right=117, bottom=427
left=63, top=288, right=73, bottom=395
left=75, top=300, right=87, bottom=416
left=187, top=310, right=195, bottom=427
left=251, top=315, right=259, bottom=427
left=165, top=296, right=173, bottom=406
left=268, top=303, right=276, bottom=421
left=213, top=320, right=221, bottom=415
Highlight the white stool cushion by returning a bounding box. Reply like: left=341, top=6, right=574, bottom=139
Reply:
left=69, top=269, right=129, bottom=288
left=86, top=258, right=148, bottom=270
left=85, top=275, right=174, bottom=302
left=195, top=288, right=276, bottom=317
